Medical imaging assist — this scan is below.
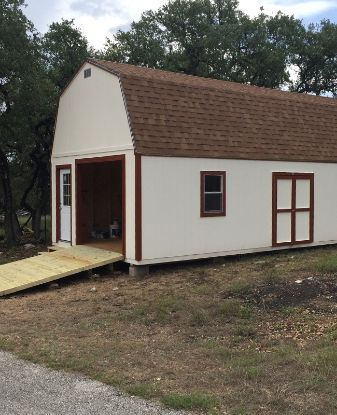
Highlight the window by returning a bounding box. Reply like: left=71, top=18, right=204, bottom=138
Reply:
left=84, top=68, right=91, bottom=78
left=63, top=173, right=71, bottom=206
left=200, top=171, right=226, bottom=217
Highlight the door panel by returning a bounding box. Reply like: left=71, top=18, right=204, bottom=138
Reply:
left=277, top=179, right=292, bottom=209
left=273, top=173, right=314, bottom=246
left=276, top=212, right=292, bottom=244
left=296, top=180, right=310, bottom=209
left=295, top=211, right=310, bottom=242
left=60, top=169, right=71, bottom=242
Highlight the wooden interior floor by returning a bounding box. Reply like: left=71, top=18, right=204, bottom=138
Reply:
left=83, top=238, right=123, bottom=253
left=0, top=245, right=124, bottom=297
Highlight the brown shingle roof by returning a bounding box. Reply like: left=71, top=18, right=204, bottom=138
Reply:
left=89, top=59, right=337, bottom=162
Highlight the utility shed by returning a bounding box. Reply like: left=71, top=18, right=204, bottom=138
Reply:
left=51, top=59, right=337, bottom=273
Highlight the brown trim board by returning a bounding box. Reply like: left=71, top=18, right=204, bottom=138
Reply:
left=200, top=171, right=226, bottom=217
left=135, top=154, right=142, bottom=261
left=272, top=172, right=314, bottom=247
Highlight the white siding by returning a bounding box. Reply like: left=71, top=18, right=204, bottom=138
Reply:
left=52, top=63, right=133, bottom=158
left=141, top=156, right=337, bottom=263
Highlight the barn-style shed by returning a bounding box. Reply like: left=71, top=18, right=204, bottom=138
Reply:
left=51, top=59, right=337, bottom=274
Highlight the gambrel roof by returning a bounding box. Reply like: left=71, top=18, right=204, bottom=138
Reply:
left=89, top=59, right=337, bottom=162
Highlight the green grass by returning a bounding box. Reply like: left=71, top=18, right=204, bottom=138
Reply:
left=190, top=309, right=209, bottom=326
left=316, top=255, right=337, bottom=273
left=126, top=383, right=159, bottom=399
left=227, top=280, right=252, bottom=295
left=217, top=299, right=252, bottom=319
left=161, top=392, right=218, bottom=411
left=233, top=324, right=257, bottom=338
left=120, top=294, right=185, bottom=325
left=154, top=294, right=185, bottom=323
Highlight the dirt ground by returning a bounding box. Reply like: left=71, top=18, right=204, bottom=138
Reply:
left=0, top=245, right=337, bottom=414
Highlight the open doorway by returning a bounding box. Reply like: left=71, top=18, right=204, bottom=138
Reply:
left=76, top=156, right=125, bottom=255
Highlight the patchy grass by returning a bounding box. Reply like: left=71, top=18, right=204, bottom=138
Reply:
left=126, top=383, right=159, bottom=399
left=316, top=255, right=337, bottom=273
left=161, top=392, right=218, bottom=411
left=217, top=299, right=252, bottom=319
left=1, top=245, right=337, bottom=414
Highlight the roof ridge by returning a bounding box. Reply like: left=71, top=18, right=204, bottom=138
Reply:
left=88, top=59, right=337, bottom=107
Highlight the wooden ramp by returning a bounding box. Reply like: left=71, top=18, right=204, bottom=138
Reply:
left=0, top=245, right=123, bottom=296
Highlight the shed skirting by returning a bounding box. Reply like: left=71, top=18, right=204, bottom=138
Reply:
left=128, top=240, right=337, bottom=266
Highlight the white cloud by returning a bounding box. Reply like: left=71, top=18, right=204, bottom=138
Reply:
left=25, top=0, right=337, bottom=49
left=239, top=0, right=336, bottom=18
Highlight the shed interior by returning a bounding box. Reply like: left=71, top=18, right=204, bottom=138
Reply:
left=76, top=160, right=123, bottom=253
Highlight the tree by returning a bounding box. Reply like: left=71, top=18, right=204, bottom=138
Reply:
left=0, top=6, right=92, bottom=245
left=0, top=0, right=44, bottom=245
left=104, top=0, right=303, bottom=88
left=291, top=20, right=337, bottom=95
left=22, top=19, right=92, bottom=239
left=42, top=19, right=92, bottom=90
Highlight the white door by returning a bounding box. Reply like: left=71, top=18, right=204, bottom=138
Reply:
left=272, top=173, right=314, bottom=246
left=60, top=169, right=71, bottom=242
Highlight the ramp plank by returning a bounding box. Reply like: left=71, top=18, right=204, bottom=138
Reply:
left=0, top=245, right=123, bottom=296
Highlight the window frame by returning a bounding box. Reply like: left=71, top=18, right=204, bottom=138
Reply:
left=84, top=68, right=91, bottom=78
left=200, top=171, right=226, bottom=217
left=62, top=173, right=72, bottom=207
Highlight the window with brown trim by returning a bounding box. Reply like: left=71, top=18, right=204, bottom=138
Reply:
left=200, top=171, right=226, bottom=217
left=63, top=173, right=71, bottom=206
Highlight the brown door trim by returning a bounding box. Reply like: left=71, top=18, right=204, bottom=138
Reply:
left=272, top=172, right=314, bottom=247
left=55, top=164, right=72, bottom=243
left=75, top=155, right=126, bottom=256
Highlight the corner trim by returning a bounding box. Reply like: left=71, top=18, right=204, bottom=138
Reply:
left=135, top=154, right=142, bottom=261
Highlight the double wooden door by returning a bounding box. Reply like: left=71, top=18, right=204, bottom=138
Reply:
left=272, top=173, right=314, bottom=246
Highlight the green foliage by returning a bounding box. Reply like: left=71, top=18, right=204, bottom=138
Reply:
left=42, top=19, right=92, bottom=90
left=290, top=20, right=337, bottom=96
left=104, top=0, right=337, bottom=96
left=0, top=3, right=94, bottom=244
left=104, top=0, right=303, bottom=88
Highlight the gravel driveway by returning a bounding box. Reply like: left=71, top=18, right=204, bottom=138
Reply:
left=0, top=351, right=184, bottom=415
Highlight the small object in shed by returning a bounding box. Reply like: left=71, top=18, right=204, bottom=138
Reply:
left=109, top=219, right=120, bottom=238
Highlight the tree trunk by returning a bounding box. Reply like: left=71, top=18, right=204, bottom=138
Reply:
left=0, top=149, right=21, bottom=246
left=32, top=207, right=42, bottom=240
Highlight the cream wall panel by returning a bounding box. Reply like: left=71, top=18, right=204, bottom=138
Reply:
left=141, top=157, right=337, bottom=261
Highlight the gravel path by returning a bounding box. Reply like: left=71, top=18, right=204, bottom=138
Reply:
left=0, top=351, right=184, bottom=415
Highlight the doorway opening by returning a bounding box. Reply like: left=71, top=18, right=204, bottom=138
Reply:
left=76, top=156, right=125, bottom=255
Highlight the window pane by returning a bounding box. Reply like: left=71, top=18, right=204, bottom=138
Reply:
left=63, top=181, right=71, bottom=206
left=205, top=193, right=222, bottom=212
left=205, top=175, right=221, bottom=192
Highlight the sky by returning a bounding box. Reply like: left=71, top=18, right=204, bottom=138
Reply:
left=24, top=0, right=337, bottom=49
